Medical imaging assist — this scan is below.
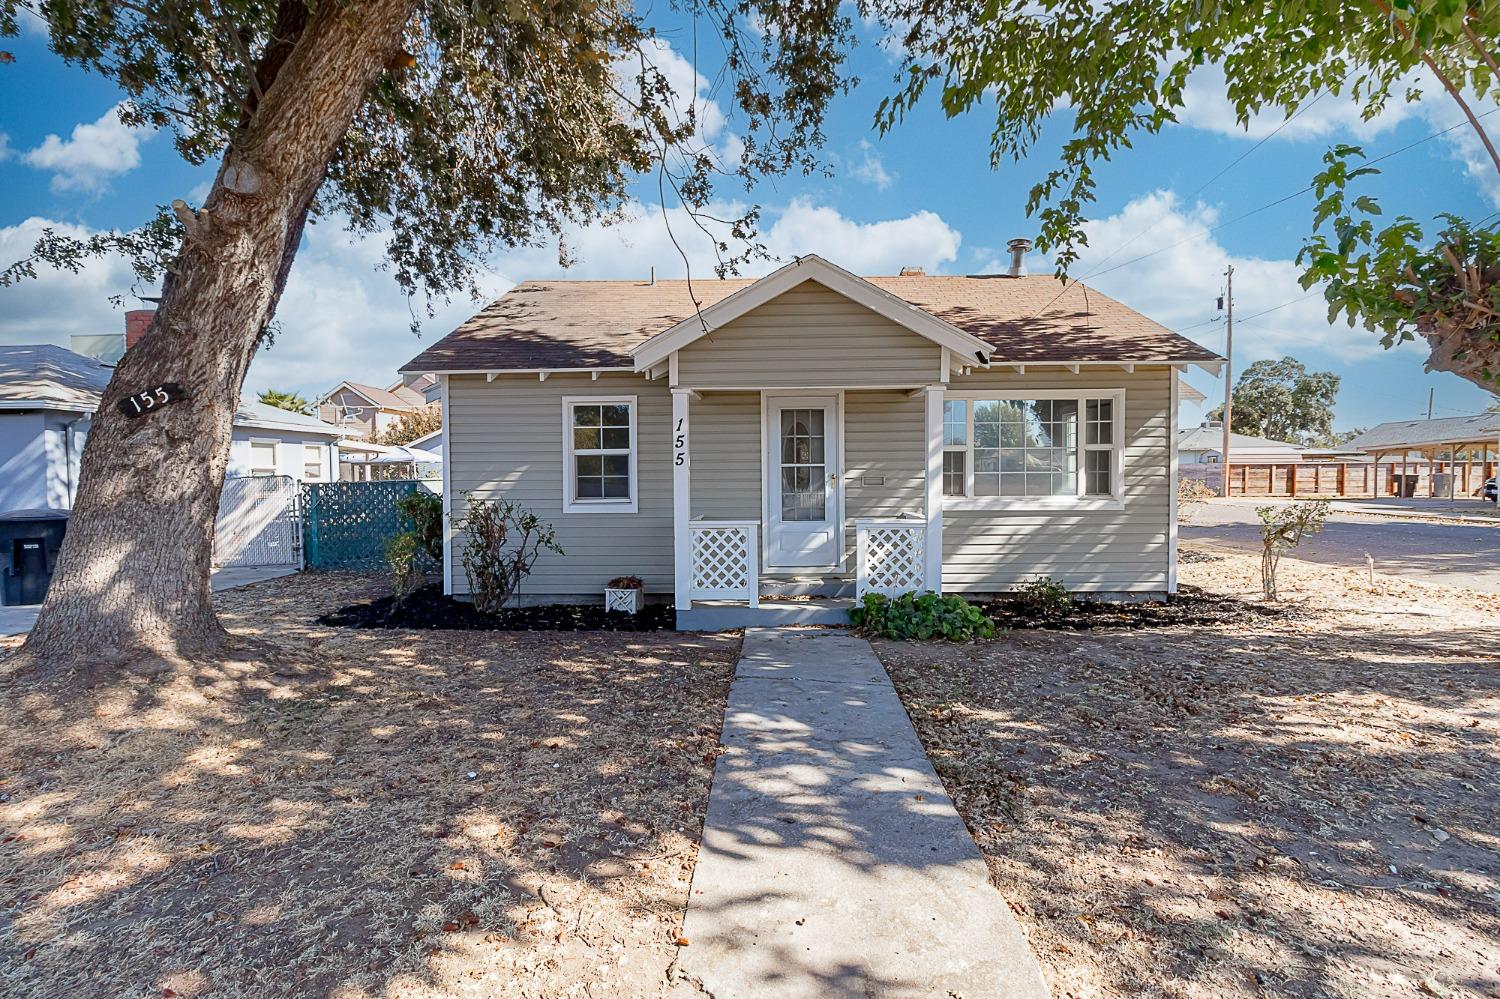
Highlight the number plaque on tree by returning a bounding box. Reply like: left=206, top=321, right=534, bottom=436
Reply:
left=117, top=383, right=187, bottom=419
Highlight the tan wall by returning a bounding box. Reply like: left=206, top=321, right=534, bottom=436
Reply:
left=318, top=388, right=377, bottom=439
left=675, top=280, right=943, bottom=389
left=445, top=372, right=674, bottom=597
left=940, top=367, right=1173, bottom=594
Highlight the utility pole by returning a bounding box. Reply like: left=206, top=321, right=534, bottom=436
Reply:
left=1427, top=387, right=1434, bottom=420
left=1220, top=264, right=1234, bottom=498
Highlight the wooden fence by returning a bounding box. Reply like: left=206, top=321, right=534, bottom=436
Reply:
left=1180, top=460, right=1497, bottom=498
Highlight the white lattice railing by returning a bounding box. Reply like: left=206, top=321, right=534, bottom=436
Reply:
left=689, top=520, right=760, bottom=606
left=855, top=517, right=928, bottom=599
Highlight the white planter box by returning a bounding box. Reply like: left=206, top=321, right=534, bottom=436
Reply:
left=605, top=586, right=644, bottom=614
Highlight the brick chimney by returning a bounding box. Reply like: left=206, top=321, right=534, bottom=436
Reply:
left=124, top=309, right=155, bottom=350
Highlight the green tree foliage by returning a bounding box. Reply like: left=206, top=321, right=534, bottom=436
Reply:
left=373, top=406, right=441, bottom=447
left=871, top=0, right=1500, bottom=389
left=1206, top=356, right=1341, bottom=445
left=257, top=388, right=312, bottom=415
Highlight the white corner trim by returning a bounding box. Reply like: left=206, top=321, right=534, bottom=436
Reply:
left=560, top=394, right=639, bottom=514
left=1168, top=368, right=1180, bottom=594
left=630, top=255, right=994, bottom=370
left=440, top=374, right=453, bottom=595
left=924, top=384, right=945, bottom=593
left=672, top=390, right=692, bottom=609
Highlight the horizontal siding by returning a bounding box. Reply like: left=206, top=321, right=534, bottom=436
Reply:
left=446, top=372, right=673, bottom=596
left=843, top=391, right=925, bottom=572
left=941, top=367, right=1172, bottom=593
left=690, top=392, right=760, bottom=520
left=676, top=281, right=942, bottom=388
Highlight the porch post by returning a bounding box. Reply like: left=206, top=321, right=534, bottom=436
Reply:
left=672, top=389, right=692, bottom=610
left=924, top=384, right=944, bottom=593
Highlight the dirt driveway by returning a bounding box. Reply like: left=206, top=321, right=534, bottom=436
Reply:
left=879, top=548, right=1500, bottom=999
left=1, top=574, right=736, bottom=999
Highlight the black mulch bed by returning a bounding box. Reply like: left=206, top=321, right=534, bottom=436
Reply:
left=980, top=585, right=1286, bottom=632
left=317, top=583, right=674, bottom=631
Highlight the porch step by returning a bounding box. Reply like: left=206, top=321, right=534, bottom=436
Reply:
left=676, top=599, right=853, bottom=631
left=758, top=575, right=855, bottom=599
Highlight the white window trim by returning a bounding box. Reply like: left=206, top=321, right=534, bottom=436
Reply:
left=561, top=394, right=639, bottom=514
left=248, top=437, right=280, bottom=477
left=941, top=389, right=1125, bottom=511
left=303, top=443, right=325, bottom=480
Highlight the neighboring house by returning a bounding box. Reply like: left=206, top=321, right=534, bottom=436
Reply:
left=316, top=376, right=435, bottom=438
left=1176, top=423, right=1304, bottom=465
left=1347, top=414, right=1500, bottom=498
left=0, top=344, right=112, bottom=512
left=228, top=399, right=350, bottom=482
left=402, top=254, right=1223, bottom=627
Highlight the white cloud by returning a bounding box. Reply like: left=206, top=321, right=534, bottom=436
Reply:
left=1040, top=191, right=1407, bottom=369
left=0, top=199, right=965, bottom=400
left=612, top=37, right=741, bottom=172
left=22, top=103, right=150, bottom=193
left=849, top=140, right=895, bottom=190
left=1177, top=64, right=1425, bottom=141
left=0, top=216, right=148, bottom=341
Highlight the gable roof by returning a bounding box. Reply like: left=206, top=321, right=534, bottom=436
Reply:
left=1347, top=414, right=1500, bottom=452
left=0, top=344, right=114, bottom=411
left=401, top=260, right=1222, bottom=374
left=321, top=380, right=427, bottom=410
left=631, top=256, right=995, bottom=369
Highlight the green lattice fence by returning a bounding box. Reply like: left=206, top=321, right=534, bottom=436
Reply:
left=301, top=480, right=421, bottom=570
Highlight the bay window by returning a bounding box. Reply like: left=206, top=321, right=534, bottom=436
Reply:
left=940, top=391, right=1123, bottom=506
left=562, top=396, right=637, bottom=513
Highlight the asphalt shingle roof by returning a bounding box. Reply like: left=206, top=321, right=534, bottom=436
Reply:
left=1347, top=414, right=1500, bottom=452
left=401, top=273, right=1221, bottom=373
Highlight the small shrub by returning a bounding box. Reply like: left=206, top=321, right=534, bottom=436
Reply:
left=1176, top=477, right=1215, bottom=519
left=385, top=531, right=423, bottom=609
left=396, top=490, right=444, bottom=562
left=1011, top=575, right=1071, bottom=615
left=1256, top=500, right=1330, bottom=600
left=851, top=591, right=996, bottom=642
left=458, top=495, right=564, bottom=615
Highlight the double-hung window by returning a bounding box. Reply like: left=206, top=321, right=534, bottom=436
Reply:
left=940, top=391, right=1123, bottom=506
left=563, top=396, right=637, bottom=513
left=303, top=444, right=324, bottom=480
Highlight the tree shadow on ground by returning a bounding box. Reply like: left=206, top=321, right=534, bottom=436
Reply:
left=879, top=617, right=1500, bottom=999
left=0, top=572, right=736, bottom=998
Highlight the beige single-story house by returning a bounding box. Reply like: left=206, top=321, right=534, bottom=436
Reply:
left=402, top=254, right=1223, bottom=627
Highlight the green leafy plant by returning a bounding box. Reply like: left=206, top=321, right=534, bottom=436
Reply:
left=457, top=495, right=564, bottom=616
left=851, top=591, right=996, bottom=642
left=385, top=531, right=423, bottom=609
left=258, top=389, right=312, bottom=415
left=396, top=490, right=444, bottom=562
left=384, top=489, right=444, bottom=606
left=1256, top=500, right=1331, bottom=601
left=1011, top=576, right=1072, bottom=616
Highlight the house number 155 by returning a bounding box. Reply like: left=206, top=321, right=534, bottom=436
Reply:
left=673, top=418, right=688, bottom=466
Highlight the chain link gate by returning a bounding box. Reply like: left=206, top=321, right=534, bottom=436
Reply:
left=214, top=475, right=303, bottom=568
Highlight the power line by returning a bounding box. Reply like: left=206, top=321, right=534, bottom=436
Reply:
left=1034, top=104, right=1500, bottom=317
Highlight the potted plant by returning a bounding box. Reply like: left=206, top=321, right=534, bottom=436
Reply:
left=604, top=575, right=645, bottom=614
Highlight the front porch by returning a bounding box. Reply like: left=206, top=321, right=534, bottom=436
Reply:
left=669, top=381, right=945, bottom=630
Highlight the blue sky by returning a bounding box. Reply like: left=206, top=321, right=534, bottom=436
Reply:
left=2, top=10, right=1497, bottom=431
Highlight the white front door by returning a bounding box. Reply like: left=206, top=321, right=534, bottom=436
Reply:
left=766, top=395, right=841, bottom=568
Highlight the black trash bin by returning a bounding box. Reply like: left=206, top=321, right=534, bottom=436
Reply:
left=0, top=510, right=68, bottom=606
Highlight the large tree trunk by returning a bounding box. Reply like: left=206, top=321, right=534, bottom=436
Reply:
left=19, top=0, right=416, bottom=671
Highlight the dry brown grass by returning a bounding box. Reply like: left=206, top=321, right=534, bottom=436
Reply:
left=1, top=573, right=736, bottom=998
left=880, top=546, right=1500, bottom=999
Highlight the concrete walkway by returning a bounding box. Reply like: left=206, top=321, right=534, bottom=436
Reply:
left=680, top=629, right=1048, bottom=999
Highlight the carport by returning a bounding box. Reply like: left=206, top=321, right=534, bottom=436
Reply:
left=1348, top=414, right=1500, bottom=501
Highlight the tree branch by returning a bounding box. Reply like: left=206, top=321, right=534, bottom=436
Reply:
left=1372, top=0, right=1500, bottom=176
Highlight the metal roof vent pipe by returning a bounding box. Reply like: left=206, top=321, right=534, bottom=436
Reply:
left=1007, top=238, right=1033, bottom=277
